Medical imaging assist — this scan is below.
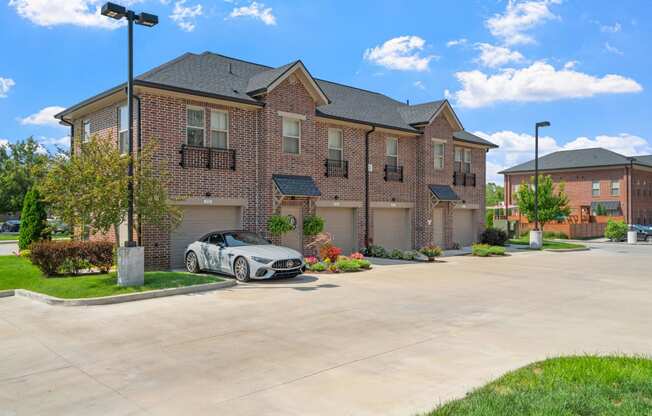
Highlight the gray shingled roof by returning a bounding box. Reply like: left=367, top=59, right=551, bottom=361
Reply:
left=56, top=52, right=495, bottom=146
left=500, top=148, right=637, bottom=174
left=428, top=185, right=460, bottom=201
left=272, top=175, right=321, bottom=197
left=635, top=155, right=652, bottom=166
left=453, top=131, right=499, bottom=148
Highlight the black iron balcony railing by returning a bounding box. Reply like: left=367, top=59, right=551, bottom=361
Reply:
left=325, top=159, right=349, bottom=178
left=384, top=164, right=404, bottom=182
left=180, top=144, right=236, bottom=170
left=453, top=171, right=476, bottom=187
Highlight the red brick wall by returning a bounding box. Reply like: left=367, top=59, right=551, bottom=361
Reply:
left=632, top=168, right=652, bottom=225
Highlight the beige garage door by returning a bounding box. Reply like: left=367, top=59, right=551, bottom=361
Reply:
left=170, top=205, right=241, bottom=268
left=432, top=207, right=444, bottom=247
left=317, top=207, right=356, bottom=256
left=453, top=209, right=475, bottom=247
left=373, top=208, right=411, bottom=251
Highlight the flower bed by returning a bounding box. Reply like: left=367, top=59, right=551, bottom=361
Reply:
left=305, top=252, right=372, bottom=274
left=471, top=243, right=506, bottom=257
left=361, top=244, right=443, bottom=262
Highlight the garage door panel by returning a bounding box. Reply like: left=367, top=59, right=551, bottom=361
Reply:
left=317, top=207, right=356, bottom=256
left=453, top=209, right=475, bottom=247
left=432, top=208, right=444, bottom=246
left=170, top=206, right=241, bottom=268
left=373, top=208, right=411, bottom=251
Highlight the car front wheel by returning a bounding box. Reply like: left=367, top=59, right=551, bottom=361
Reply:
left=186, top=251, right=200, bottom=273
left=233, top=257, right=250, bottom=282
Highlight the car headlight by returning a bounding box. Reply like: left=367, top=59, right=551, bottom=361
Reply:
left=252, top=256, right=273, bottom=264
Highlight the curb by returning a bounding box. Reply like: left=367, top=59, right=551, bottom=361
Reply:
left=543, top=247, right=591, bottom=253
left=0, top=280, right=236, bottom=306
left=0, top=240, right=18, bottom=245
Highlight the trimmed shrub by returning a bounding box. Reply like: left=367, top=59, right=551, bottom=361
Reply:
left=309, top=262, right=326, bottom=272
left=488, top=245, right=506, bottom=256
left=389, top=249, right=404, bottom=259
left=19, top=187, right=49, bottom=251
left=480, top=228, right=508, bottom=246
left=363, top=245, right=387, bottom=258
left=267, top=214, right=294, bottom=236
left=355, top=259, right=372, bottom=269
left=30, top=240, right=115, bottom=276
left=302, top=215, right=325, bottom=236
left=605, top=219, right=628, bottom=241
left=419, top=244, right=443, bottom=259
left=472, top=244, right=492, bottom=257
left=335, top=259, right=361, bottom=272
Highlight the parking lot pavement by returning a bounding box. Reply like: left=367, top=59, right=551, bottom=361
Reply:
left=1, top=244, right=651, bottom=415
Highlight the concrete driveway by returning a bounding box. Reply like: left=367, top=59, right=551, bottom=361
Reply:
left=1, top=243, right=651, bottom=415
left=0, top=242, right=18, bottom=256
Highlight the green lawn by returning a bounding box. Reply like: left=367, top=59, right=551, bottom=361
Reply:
left=424, top=356, right=652, bottom=416
left=509, top=237, right=586, bottom=250
left=0, top=256, right=222, bottom=299
left=0, top=233, right=19, bottom=241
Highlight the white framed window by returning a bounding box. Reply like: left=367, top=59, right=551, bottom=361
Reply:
left=386, top=137, right=398, bottom=166
left=463, top=149, right=472, bottom=173
left=82, top=119, right=91, bottom=143
left=118, top=105, right=128, bottom=154
left=328, top=129, right=343, bottom=161
left=611, top=180, right=620, bottom=196
left=210, top=110, right=228, bottom=149
left=454, top=147, right=463, bottom=172
left=186, top=106, right=205, bottom=146
left=282, top=117, right=301, bottom=154
left=432, top=139, right=445, bottom=170
left=592, top=180, right=600, bottom=197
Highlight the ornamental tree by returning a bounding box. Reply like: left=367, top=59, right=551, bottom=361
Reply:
left=515, top=175, right=571, bottom=231
left=18, top=187, right=49, bottom=250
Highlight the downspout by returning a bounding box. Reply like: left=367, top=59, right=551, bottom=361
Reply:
left=135, top=95, right=143, bottom=246
left=364, top=125, right=375, bottom=247
left=60, top=118, right=75, bottom=155
left=255, top=106, right=260, bottom=232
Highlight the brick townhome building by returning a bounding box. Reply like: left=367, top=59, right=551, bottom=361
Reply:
left=502, top=148, right=652, bottom=237
left=56, top=52, right=497, bottom=269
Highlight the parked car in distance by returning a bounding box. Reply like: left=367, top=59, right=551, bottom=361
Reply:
left=0, top=220, right=20, bottom=233
left=632, top=224, right=652, bottom=242
left=185, top=230, right=304, bottom=282
left=47, top=219, right=70, bottom=234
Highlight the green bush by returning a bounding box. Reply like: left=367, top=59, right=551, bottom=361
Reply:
left=488, top=245, right=506, bottom=256
left=364, top=245, right=387, bottom=258
left=335, top=259, right=361, bottom=272
left=302, top=215, right=325, bottom=236
left=266, top=214, right=294, bottom=236
left=30, top=240, right=114, bottom=276
left=480, top=227, right=508, bottom=246
left=18, top=187, right=49, bottom=250
left=472, top=244, right=492, bottom=257
left=419, top=244, right=443, bottom=258
left=309, top=262, right=326, bottom=272
left=355, top=259, right=371, bottom=269
left=389, top=249, right=404, bottom=259
left=605, top=219, right=628, bottom=241
left=486, top=210, right=494, bottom=228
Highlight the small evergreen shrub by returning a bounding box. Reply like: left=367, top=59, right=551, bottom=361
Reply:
left=472, top=244, right=492, bottom=257
left=267, top=214, right=294, bottom=236
left=488, top=245, right=506, bottom=256
left=605, top=219, right=628, bottom=241
left=363, top=245, right=387, bottom=258
left=302, top=215, right=325, bottom=236
left=355, top=259, right=371, bottom=269
left=18, top=187, right=49, bottom=251
left=309, top=262, right=326, bottom=272
left=480, top=228, right=508, bottom=246
left=335, top=259, right=361, bottom=272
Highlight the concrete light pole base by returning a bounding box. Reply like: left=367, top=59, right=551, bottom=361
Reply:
left=117, top=246, right=144, bottom=287
left=627, top=230, right=638, bottom=245
left=529, top=230, right=543, bottom=249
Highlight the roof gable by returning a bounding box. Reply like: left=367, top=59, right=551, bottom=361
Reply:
left=248, top=61, right=329, bottom=106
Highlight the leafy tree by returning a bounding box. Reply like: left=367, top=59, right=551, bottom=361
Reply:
left=18, top=187, right=49, bottom=250
left=485, top=182, right=504, bottom=207
left=0, top=137, right=50, bottom=213
left=605, top=219, right=628, bottom=241
left=515, top=175, right=571, bottom=231
left=40, top=135, right=181, bottom=244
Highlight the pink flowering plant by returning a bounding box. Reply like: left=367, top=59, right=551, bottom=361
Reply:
left=350, top=252, right=364, bottom=260
left=304, top=256, right=319, bottom=266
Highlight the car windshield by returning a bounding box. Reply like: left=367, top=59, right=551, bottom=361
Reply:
left=223, top=231, right=270, bottom=247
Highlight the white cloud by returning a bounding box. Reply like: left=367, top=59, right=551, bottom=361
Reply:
left=170, top=0, right=203, bottom=31
left=228, top=2, right=276, bottom=26
left=601, top=22, right=621, bottom=33
left=475, top=43, right=524, bottom=68
left=0, top=78, right=15, bottom=98
left=486, top=0, right=561, bottom=46
left=20, top=106, right=66, bottom=127
left=446, top=38, right=467, bottom=47
left=8, top=0, right=128, bottom=29
left=604, top=42, right=624, bottom=56
left=413, top=80, right=426, bottom=90
left=0, top=139, right=8, bottom=148
left=363, top=36, right=437, bottom=72
left=452, top=61, right=642, bottom=108
left=476, top=130, right=652, bottom=184
left=563, top=60, right=579, bottom=70
left=38, top=136, right=71, bottom=148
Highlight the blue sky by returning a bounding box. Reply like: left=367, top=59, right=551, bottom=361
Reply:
left=1, top=0, right=651, bottom=184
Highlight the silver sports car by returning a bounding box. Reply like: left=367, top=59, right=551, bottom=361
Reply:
left=184, top=230, right=304, bottom=282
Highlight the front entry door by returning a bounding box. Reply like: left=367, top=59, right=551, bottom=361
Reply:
left=281, top=205, right=304, bottom=253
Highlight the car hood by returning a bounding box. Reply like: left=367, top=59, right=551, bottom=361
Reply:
left=229, top=244, right=302, bottom=259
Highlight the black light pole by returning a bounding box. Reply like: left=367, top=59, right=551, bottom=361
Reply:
left=101, top=3, right=158, bottom=247
left=534, top=121, right=550, bottom=231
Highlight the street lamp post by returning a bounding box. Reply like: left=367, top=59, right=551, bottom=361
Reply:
left=101, top=2, right=157, bottom=286
left=530, top=121, right=550, bottom=249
